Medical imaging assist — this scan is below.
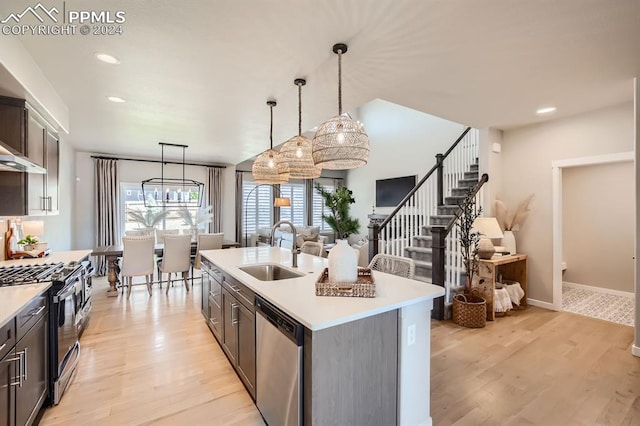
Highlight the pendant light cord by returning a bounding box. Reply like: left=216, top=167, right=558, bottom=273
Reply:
left=269, top=103, right=274, bottom=149
left=337, top=48, right=343, bottom=115
left=298, top=82, right=302, bottom=136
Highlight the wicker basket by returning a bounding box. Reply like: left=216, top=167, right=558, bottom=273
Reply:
left=452, top=294, right=486, bottom=328
left=315, top=268, right=375, bottom=298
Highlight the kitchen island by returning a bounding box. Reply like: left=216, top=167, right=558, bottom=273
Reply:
left=201, top=246, right=444, bottom=426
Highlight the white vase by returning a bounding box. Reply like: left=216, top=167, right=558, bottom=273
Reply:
left=501, top=230, right=517, bottom=255
left=328, top=239, right=358, bottom=283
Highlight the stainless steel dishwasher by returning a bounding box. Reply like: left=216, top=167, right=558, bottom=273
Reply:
left=255, top=295, right=303, bottom=426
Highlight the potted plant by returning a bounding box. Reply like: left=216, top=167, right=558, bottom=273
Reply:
left=314, top=183, right=360, bottom=239
left=176, top=205, right=213, bottom=237
left=452, top=192, right=487, bottom=328
left=18, top=234, right=39, bottom=251
left=494, top=194, right=534, bottom=255
left=127, top=207, right=169, bottom=230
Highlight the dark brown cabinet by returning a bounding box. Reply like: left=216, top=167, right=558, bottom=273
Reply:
left=0, top=295, right=48, bottom=426
left=0, top=95, right=59, bottom=216
left=201, top=260, right=256, bottom=400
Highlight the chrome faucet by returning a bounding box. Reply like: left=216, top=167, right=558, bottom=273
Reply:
left=270, top=220, right=298, bottom=268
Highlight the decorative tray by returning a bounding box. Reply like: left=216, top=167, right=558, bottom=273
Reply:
left=315, top=267, right=376, bottom=298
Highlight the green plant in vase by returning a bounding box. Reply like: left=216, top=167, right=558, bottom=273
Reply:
left=18, top=234, right=39, bottom=251
left=314, top=183, right=360, bottom=240
left=457, top=193, right=482, bottom=294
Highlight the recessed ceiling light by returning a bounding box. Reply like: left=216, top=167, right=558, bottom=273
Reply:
left=107, top=96, right=126, bottom=103
left=536, top=106, right=557, bottom=115
left=94, top=52, right=120, bottom=64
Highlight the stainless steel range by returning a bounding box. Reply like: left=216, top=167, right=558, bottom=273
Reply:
left=0, top=260, right=93, bottom=405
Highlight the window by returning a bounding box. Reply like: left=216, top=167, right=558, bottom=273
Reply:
left=242, top=182, right=273, bottom=236
left=312, top=179, right=336, bottom=232
left=121, top=182, right=199, bottom=234
left=279, top=183, right=306, bottom=227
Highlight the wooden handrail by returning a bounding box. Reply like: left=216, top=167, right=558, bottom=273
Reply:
left=378, top=126, right=471, bottom=230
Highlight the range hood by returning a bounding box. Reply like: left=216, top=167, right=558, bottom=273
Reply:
left=0, top=139, right=46, bottom=174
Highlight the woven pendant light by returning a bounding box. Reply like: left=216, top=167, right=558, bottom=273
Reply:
left=312, top=43, right=369, bottom=170
left=278, top=79, right=322, bottom=179
left=252, top=100, right=289, bottom=184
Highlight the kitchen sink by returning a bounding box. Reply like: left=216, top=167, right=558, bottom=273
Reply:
left=239, top=264, right=305, bottom=281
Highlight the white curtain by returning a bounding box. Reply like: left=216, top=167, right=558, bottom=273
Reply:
left=94, top=159, right=120, bottom=275
left=207, top=167, right=222, bottom=233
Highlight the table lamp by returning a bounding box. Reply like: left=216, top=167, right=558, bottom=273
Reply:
left=472, top=217, right=504, bottom=259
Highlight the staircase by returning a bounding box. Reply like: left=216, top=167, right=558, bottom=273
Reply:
left=369, top=127, right=489, bottom=319
left=404, top=160, right=480, bottom=284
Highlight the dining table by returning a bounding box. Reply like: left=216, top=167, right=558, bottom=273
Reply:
left=92, top=240, right=241, bottom=296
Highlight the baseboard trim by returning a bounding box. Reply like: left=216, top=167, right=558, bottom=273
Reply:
left=563, top=281, right=634, bottom=299
left=632, top=345, right=640, bottom=358
left=527, top=298, right=555, bottom=311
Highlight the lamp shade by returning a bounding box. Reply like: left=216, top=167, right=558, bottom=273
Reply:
left=278, top=78, right=322, bottom=179
left=252, top=149, right=289, bottom=184
left=311, top=43, right=369, bottom=170
left=472, top=217, right=504, bottom=239
left=22, top=220, right=44, bottom=237
left=312, top=114, right=369, bottom=169
left=274, top=197, right=291, bottom=207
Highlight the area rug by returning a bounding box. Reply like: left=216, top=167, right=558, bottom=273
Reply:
left=562, top=284, right=635, bottom=327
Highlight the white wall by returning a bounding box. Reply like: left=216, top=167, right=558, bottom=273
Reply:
left=346, top=99, right=466, bottom=241
left=73, top=152, right=236, bottom=250
left=562, top=161, right=634, bottom=292
left=501, top=102, right=635, bottom=303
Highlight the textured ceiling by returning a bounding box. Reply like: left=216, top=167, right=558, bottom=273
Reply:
left=0, top=0, right=638, bottom=165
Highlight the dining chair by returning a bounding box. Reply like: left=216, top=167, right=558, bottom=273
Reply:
left=194, top=233, right=224, bottom=269
left=125, top=229, right=154, bottom=237
left=155, top=229, right=180, bottom=283
left=367, top=254, right=416, bottom=279
left=158, top=234, right=193, bottom=294
left=300, top=241, right=324, bottom=257
left=121, top=235, right=155, bottom=298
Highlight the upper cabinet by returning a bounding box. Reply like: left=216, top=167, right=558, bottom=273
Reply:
left=0, top=95, right=60, bottom=216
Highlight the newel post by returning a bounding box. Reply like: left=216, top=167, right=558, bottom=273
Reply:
left=368, top=221, right=380, bottom=263
left=430, top=225, right=447, bottom=320
left=436, top=153, right=444, bottom=206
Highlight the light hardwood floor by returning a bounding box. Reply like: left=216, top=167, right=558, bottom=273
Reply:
left=431, top=307, right=640, bottom=425
left=41, top=277, right=640, bottom=425
left=41, top=276, right=265, bottom=425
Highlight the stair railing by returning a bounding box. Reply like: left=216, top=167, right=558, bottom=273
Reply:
left=368, top=127, right=484, bottom=320
left=369, top=127, right=476, bottom=259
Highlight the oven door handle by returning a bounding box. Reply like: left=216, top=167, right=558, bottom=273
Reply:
left=54, top=284, right=78, bottom=302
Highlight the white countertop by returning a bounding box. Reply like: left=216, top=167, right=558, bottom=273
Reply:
left=201, top=247, right=445, bottom=331
left=0, top=283, right=51, bottom=328
left=0, top=250, right=92, bottom=268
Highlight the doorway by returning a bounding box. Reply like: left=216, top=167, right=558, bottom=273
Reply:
left=552, top=152, right=635, bottom=325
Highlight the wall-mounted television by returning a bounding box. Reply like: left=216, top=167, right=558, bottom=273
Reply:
left=375, top=175, right=417, bottom=207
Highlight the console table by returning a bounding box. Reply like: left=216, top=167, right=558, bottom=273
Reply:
left=473, top=254, right=527, bottom=321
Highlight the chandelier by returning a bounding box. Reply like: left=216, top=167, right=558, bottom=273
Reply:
left=277, top=78, right=322, bottom=179
left=252, top=100, right=289, bottom=184
left=312, top=43, right=369, bottom=170
left=141, top=143, right=204, bottom=208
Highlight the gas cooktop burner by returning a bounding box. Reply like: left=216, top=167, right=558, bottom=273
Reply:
left=0, top=262, right=66, bottom=286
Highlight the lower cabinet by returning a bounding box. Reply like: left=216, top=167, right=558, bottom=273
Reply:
left=201, top=260, right=256, bottom=401
left=0, top=295, right=48, bottom=426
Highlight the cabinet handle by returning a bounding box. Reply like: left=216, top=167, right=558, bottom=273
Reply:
left=23, top=347, right=28, bottom=381
left=30, top=305, right=45, bottom=317
left=7, top=355, right=21, bottom=387
left=231, top=303, right=238, bottom=325
left=47, top=196, right=52, bottom=212
left=0, top=342, right=6, bottom=352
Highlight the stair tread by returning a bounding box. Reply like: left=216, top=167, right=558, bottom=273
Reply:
left=405, top=246, right=432, bottom=253
left=412, top=259, right=433, bottom=268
